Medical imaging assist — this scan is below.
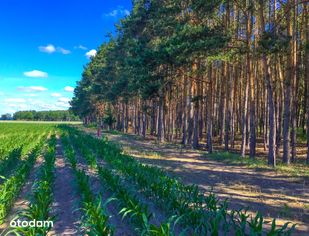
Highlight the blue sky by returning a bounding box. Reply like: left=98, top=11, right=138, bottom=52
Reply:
left=0, top=0, right=131, bottom=114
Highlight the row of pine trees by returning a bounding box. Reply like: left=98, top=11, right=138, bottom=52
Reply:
left=71, top=0, right=309, bottom=167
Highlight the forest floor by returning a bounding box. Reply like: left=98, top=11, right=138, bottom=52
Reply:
left=82, top=127, right=309, bottom=235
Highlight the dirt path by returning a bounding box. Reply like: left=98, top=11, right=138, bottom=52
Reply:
left=48, top=137, right=81, bottom=235
left=82, top=128, right=309, bottom=235
left=0, top=156, right=43, bottom=234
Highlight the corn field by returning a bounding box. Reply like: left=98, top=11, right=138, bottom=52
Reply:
left=0, top=123, right=300, bottom=235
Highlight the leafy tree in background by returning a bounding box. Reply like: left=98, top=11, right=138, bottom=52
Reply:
left=0, top=113, right=12, bottom=120
left=13, top=110, right=79, bottom=121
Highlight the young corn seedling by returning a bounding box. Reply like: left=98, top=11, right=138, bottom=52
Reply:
left=0, top=144, right=42, bottom=224
left=62, top=134, right=114, bottom=235
left=8, top=136, right=56, bottom=235
left=61, top=126, right=297, bottom=235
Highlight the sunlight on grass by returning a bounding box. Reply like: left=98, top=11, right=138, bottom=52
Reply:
left=207, top=151, right=309, bottom=177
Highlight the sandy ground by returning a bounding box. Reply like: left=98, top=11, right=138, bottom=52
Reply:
left=82, top=129, right=309, bottom=235
left=48, top=137, right=81, bottom=236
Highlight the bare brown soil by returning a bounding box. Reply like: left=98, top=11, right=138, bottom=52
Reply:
left=48, top=137, right=81, bottom=236
left=82, top=128, right=309, bottom=235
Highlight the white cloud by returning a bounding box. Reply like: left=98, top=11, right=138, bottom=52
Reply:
left=74, top=45, right=88, bottom=50
left=24, top=94, right=38, bottom=97
left=23, top=70, right=48, bottom=78
left=64, top=86, right=74, bottom=92
left=104, top=6, right=130, bottom=17
left=0, top=96, right=72, bottom=114
left=56, top=101, right=70, bottom=108
left=39, top=44, right=56, bottom=53
left=57, top=47, right=71, bottom=55
left=39, top=44, right=71, bottom=55
left=0, top=92, right=4, bottom=96
left=85, top=49, right=97, bottom=59
left=4, top=98, right=26, bottom=103
left=51, top=93, right=62, bottom=97
left=17, top=86, right=48, bottom=92
left=58, top=97, right=71, bottom=103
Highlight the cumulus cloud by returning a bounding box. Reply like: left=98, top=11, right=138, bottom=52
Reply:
left=1, top=95, right=72, bottom=114
left=24, top=94, right=38, bottom=97
left=4, top=98, right=26, bottom=103
left=17, top=86, right=48, bottom=92
left=104, top=6, right=130, bottom=17
left=57, top=47, right=71, bottom=55
left=56, top=101, right=70, bottom=108
left=6, top=103, right=27, bottom=110
left=51, top=93, right=62, bottom=97
left=39, top=44, right=71, bottom=55
left=85, top=49, right=97, bottom=59
left=58, top=97, right=71, bottom=103
left=64, top=86, right=74, bottom=92
left=39, top=44, right=56, bottom=53
left=23, top=70, right=48, bottom=78
left=74, top=45, right=88, bottom=50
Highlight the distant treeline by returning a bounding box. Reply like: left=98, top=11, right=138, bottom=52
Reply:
left=13, top=110, right=80, bottom=121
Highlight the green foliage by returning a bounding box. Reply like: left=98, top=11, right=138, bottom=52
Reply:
left=0, top=140, right=45, bottom=224
left=13, top=110, right=80, bottom=121
left=71, top=0, right=230, bottom=121
left=258, top=31, right=290, bottom=54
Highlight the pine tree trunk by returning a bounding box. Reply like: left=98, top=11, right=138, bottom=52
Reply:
left=291, top=1, right=298, bottom=162
left=241, top=65, right=249, bottom=157
left=157, top=93, right=165, bottom=143
left=182, top=76, right=188, bottom=144
left=224, top=63, right=231, bottom=151
left=150, top=100, right=156, bottom=135
left=219, top=71, right=225, bottom=145
left=249, top=59, right=256, bottom=158
left=125, top=103, right=129, bottom=133
left=259, top=0, right=276, bottom=166
left=121, top=103, right=125, bottom=132
left=304, top=3, right=309, bottom=164
left=193, top=78, right=199, bottom=149
left=187, top=79, right=193, bottom=144
left=142, top=111, right=146, bottom=138
left=283, top=0, right=294, bottom=164
left=207, top=66, right=213, bottom=153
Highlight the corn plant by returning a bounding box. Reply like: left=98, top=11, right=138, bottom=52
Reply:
left=0, top=144, right=43, bottom=224
left=97, top=166, right=174, bottom=235
left=61, top=126, right=297, bottom=235
left=61, top=133, right=114, bottom=236
left=8, top=135, right=56, bottom=235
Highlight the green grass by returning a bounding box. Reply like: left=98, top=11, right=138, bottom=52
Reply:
left=206, top=151, right=309, bottom=177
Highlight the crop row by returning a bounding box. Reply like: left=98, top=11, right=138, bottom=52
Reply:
left=0, top=124, right=53, bottom=160
left=68, top=131, right=176, bottom=235
left=0, top=141, right=45, bottom=224
left=61, top=133, right=114, bottom=235
left=63, top=126, right=296, bottom=236
left=0, top=124, right=53, bottom=181
left=8, top=135, right=57, bottom=235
